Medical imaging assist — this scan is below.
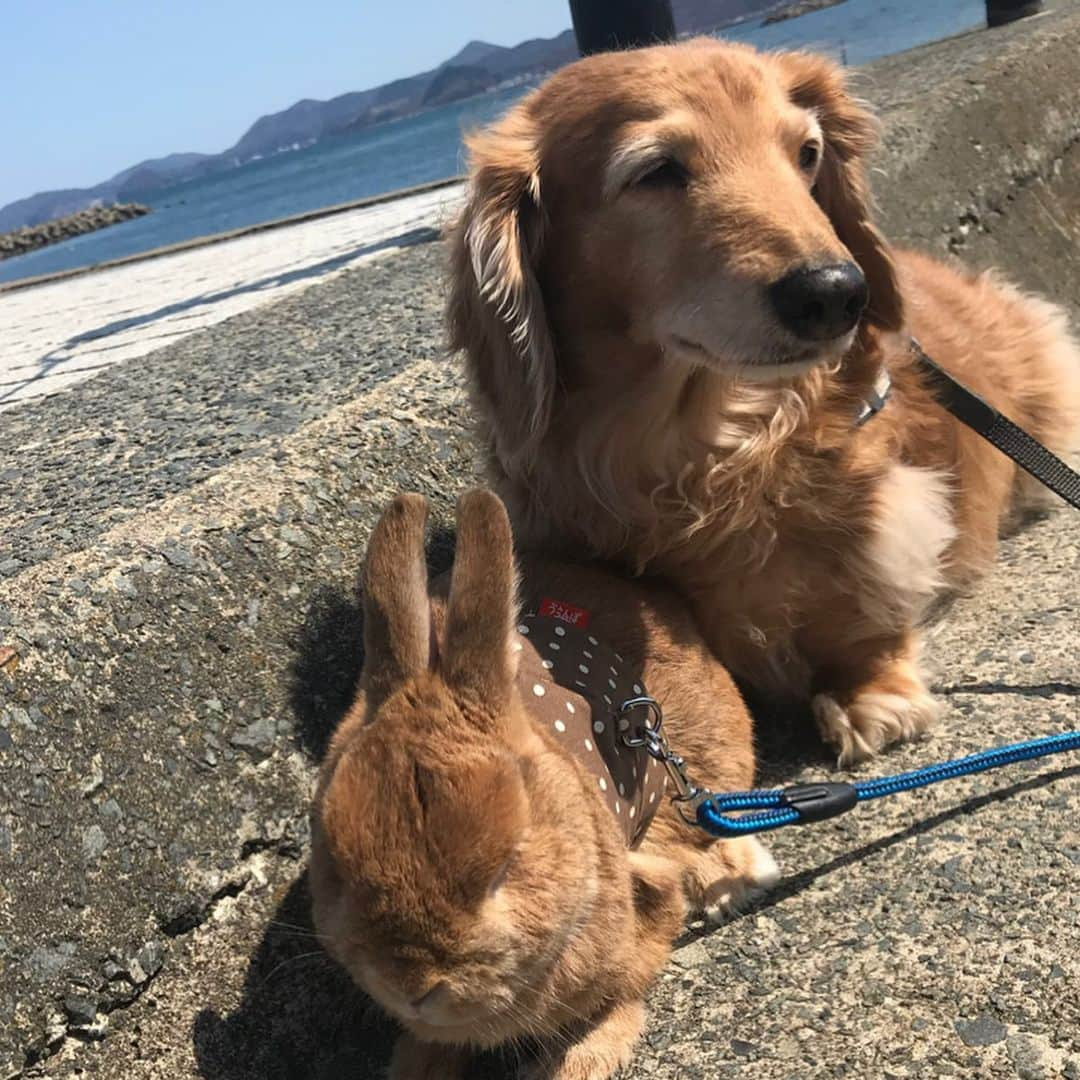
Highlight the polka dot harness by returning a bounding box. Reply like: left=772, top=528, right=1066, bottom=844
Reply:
left=514, top=600, right=667, bottom=848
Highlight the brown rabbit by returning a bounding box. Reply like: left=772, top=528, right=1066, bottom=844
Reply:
left=309, top=490, right=778, bottom=1080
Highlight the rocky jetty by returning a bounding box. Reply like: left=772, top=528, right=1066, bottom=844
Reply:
left=763, top=0, right=846, bottom=24
left=0, top=202, right=149, bottom=261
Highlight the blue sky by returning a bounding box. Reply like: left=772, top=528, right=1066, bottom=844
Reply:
left=1, top=0, right=570, bottom=209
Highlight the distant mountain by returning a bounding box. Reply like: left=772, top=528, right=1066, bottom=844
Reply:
left=443, top=40, right=510, bottom=68
left=422, top=64, right=499, bottom=108
left=327, top=31, right=578, bottom=137
left=109, top=152, right=214, bottom=189
left=2, top=1, right=788, bottom=231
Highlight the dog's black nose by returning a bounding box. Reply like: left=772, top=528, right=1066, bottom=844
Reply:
left=768, top=262, right=869, bottom=342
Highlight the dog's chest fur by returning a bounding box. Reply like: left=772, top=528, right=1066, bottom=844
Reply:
left=511, top=409, right=958, bottom=699
left=661, top=459, right=957, bottom=697
left=500, top=347, right=995, bottom=701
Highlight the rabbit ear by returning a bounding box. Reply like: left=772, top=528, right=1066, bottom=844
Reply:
left=443, top=489, right=518, bottom=702
left=362, top=494, right=431, bottom=708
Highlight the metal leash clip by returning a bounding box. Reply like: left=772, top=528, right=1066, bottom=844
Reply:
left=619, top=695, right=708, bottom=823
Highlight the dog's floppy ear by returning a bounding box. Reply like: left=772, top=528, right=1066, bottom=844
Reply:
left=447, top=110, right=554, bottom=467
left=775, top=52, right=904, bottom=332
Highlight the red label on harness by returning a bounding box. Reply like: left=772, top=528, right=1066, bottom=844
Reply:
left=539, top=598, right=591, bottom=629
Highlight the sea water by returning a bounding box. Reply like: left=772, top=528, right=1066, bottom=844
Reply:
left=0, top=0, right=986, bottom=284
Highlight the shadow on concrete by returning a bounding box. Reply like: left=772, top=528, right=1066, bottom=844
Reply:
left=191, top=871, right=518, bottom=1080
left=759, top=760, right=1080, bottom=907
left=287, top=524, right=458, bottom=760
left=679, top=759, right=1080, bottom=949
left=737, top=687, right=834, bottom=783
left=288, top=586, right=366, bottom=761
left=191, top=873, right=398, bottom=1080
left=1, top=225, right=440, bottom=405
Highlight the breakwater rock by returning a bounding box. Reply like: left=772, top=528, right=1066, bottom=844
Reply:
left=0, top=202, right=149, bottom=261
left=763, top=0, right=846, bottom=26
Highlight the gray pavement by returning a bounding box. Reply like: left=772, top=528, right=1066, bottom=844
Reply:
left=1, top=7, right=1079, bottom=1079
left=0, top=244, right=457, bottom=573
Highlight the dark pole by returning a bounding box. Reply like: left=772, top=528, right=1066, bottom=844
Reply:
left=569, top=0, right=676, bottom=56
left=985, top=0, right=1044, bottom=27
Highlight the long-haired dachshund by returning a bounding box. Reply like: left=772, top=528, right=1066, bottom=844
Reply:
left=447, top=40, right=1080, bottom=763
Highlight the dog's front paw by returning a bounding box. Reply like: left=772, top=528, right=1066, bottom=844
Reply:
left=700, top=836, right=780, bottom=923
left=813, top=686, right=939, bottom=765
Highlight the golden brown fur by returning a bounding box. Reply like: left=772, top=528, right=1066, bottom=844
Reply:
left=447, top=40, right=1080, bottom=763
left=310, top=491, right=777, bottom=1080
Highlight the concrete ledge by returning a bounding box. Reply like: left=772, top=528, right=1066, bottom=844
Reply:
left=1, top=7, right=1078, bottom=1078
left=867, top=6, right=1080, bottom=313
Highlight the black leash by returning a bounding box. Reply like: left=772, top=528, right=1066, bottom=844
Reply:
left=911, top=339, right=1080, bottom=511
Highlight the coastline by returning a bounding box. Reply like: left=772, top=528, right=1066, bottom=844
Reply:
left=0, top=175, right=464, bottom=295
left=1, top=179, right=464, bottom=408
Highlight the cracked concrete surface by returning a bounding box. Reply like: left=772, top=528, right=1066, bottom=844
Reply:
left=1, top=7, right=1079, bottom=1079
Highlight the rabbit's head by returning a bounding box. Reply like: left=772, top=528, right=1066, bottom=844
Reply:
left=310, top=491, right=626, bottom=1046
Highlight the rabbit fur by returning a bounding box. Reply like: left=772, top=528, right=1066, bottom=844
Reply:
left=309, top=490, right=778, bottom=1079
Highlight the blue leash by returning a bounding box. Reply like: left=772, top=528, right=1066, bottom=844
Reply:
left=694, top=730, right=1080, bottom=837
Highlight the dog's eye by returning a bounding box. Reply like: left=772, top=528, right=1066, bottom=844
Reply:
left=634, top=158, right=688, bottom=189
left=799, top=142, right=821, bottom=171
